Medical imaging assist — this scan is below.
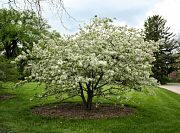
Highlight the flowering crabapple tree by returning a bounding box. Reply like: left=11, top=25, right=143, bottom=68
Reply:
left=16, top=18, right=159, bottom=110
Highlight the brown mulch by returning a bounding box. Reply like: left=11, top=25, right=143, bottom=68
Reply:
left=0, top=94, right=15, bottom=100
left=32, top=103, right=135, bottom=119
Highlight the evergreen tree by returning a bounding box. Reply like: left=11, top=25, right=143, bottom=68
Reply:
left=144, top=15, right=179, bottom=84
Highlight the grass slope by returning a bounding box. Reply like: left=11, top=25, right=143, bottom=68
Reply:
left=0, top=83, right=180, bottom=133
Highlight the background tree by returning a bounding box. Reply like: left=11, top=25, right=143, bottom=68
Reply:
left=0, top=8, right=49, bottom=58
left=16, top=18, right=159, bottom=110
left=0, top=8, right=50, bottom=80
left=144, top=15, right=180, bottom=84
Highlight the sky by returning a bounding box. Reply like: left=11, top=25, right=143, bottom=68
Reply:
left=40, top=0, right=180, bottom=35
left=0, top=0, right=180, bottom=35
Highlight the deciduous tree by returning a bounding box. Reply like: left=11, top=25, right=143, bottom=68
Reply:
left=0, top=9, right=49, bottom=58
left=16, top=18, right=159, bottom=110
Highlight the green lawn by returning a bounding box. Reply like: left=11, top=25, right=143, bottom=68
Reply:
left=0, top=82, right=180, bottom=133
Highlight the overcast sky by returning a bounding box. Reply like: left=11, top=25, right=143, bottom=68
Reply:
left=1, top=0, right=180, bottom=35
left=40, top=0, right=180, bottom=35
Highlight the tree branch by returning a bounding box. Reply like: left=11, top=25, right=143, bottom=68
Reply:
left=96, top=82, right=108, bottom=90
left=94, top=72, right=104, bottom=90
left=79, top=82, right=87, bottom=105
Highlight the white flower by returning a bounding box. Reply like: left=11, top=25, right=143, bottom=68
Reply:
left=22, top=17, right=159, bottom=100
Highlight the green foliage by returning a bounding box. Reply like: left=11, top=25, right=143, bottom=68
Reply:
left=0, top=56, right=19, bottom=82
left=0, top=8, right=49, bottom=59
left=144, top=15, right=167, bottom=42
left=144, top=15, right=180, bottom=84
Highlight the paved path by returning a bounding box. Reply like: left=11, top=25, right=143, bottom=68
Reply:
left=159, top=83, right=180, bottom=94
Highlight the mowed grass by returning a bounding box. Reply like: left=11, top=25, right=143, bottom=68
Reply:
left=0, top=82, right=180, bottom=133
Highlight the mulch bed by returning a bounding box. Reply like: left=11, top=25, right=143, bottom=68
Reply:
left=32, top=103, right=135, bottom=119
left=0, top=94, right=15, bottom=100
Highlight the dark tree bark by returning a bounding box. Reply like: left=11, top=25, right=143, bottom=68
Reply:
left=79, top=82, right=94, bottom=110
left=86, top=90, right=93, bottom=110
left=86, top=82, right=93, bottom=110
left=78, top=71, right=105, bottom=110
left=4, top=39, right=18, bottom=59
left=79, top=82, right=87, bottom=107
left=5, top=44, right=11, bottom=59
left=10, top=39, right=18, bottom=57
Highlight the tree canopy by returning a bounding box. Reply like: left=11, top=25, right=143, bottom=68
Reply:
left=15, top=18, right=159, bottom=110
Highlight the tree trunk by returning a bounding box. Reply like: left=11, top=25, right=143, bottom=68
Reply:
left=11, top=39, right=18, bottom=57
left=86, top=90, right=93, bottom=110
left=5, top=45, right=11, bottom=59
left=4, top=39, right=18, bottom=58
left=86, top=82, right=93, bottom=110
left=79, top=82, right=94, bottom=110
left=79, top=82, right=87, bottom=107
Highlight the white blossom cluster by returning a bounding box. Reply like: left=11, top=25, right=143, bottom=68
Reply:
left=15, top=18, right=159, bottom=99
